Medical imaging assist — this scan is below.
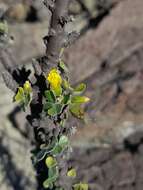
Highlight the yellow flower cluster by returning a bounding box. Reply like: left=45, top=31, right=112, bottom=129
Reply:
left=47, top=69, right=62, bottom=96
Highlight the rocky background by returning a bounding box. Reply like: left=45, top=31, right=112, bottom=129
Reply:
left=0, top=0, right=143, bottom=190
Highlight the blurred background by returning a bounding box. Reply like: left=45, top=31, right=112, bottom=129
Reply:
left=0, top=0, right=143, bottom=189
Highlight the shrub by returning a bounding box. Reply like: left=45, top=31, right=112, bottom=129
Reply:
left=2, top=1, right=90, bottom=189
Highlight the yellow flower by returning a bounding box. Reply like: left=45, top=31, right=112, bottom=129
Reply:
left=23, top=81, right=32, bottom=93
left=47, top=69, right=62, bottom=87
left=47, top=69, right=62, bottom=96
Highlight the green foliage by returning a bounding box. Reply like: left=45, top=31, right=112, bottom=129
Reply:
left=42, top=136, right=69, bottom=189
left=47, top=103, right=63, bottom=116
left=62, top=94, right=70, bottom=104
left=33, top=135, right=69, bottom=164
left=14, top=61, right=89, bottom=189
left=52, top=135, right=69, bottom=156
left=45, top=90, right=56, bottom=103
left=59, top=135, right=69, bottom=147
left=43, top=166, right=59, bottom=189
left=43, top=156, right=59, bottom=189
left=5, top=2, right=90, bottom=188
left=14, top=81, right=32, bottom=111
left=43, top=66, right=90, bottom=120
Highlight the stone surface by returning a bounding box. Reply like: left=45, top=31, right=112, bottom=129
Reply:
left=69, top=134, right=143, bottom=190
left=68, top=0, right=143, bottom=146
left=65, top=0, right=143, bottom=82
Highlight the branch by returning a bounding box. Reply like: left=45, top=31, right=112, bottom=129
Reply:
left=42, top=0, right=70, bottom=71
left=2, top=1, right=89, bottom=189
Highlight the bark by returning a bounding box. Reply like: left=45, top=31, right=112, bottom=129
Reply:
left=43, top=0, right=70, bottom=70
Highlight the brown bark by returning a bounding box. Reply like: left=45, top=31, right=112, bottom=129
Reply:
left=44, top=0, right=70, bottom=68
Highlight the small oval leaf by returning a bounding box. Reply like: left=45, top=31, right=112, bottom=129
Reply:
left=45, top=156, right=57, bottom=168
left=69, top=104, right=84, bottom=119
left=48, top=104, right=63, bottom=116
left=67, top=168, right=77, bottom=178
left=44, top=90, right=55, bottom=103
left=59, top=135, right=69, bottom=147
left=74, top=83, right=86, bottom=94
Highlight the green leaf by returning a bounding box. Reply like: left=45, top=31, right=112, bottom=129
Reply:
left=53, top=85, right=62, bottom=97
left=52, top=136, right=69, bottom=155
left=71, top=96, right=90, bottom=104
left=74, top=83, right=86, bottom=94
left=43, top=167, right=58, bottom=188
left=59, top=135, right=69, bottom=147
left=43, top=102, right=53, bottom=111
left=73, top=183, right=89, bottom=190
left=62, top=79, right=71, bottom=90
left=43, top=179, right=50, bottom=189
left=62, top=94, right=71, bottom=104
left=47, top=167, right=58, bottom=183
left=43, top=180, right=53, bottom=189
left=48, top=104, right=63, bottom=116
left=49, top=182, right=54, bottom=189
left=48, top=167, right=58, bottom=180
left=44, top=90, right=55, bottom=103
left=52, top=144, right=63, bottom=155
left=69, top=104, right=84, bottom=119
